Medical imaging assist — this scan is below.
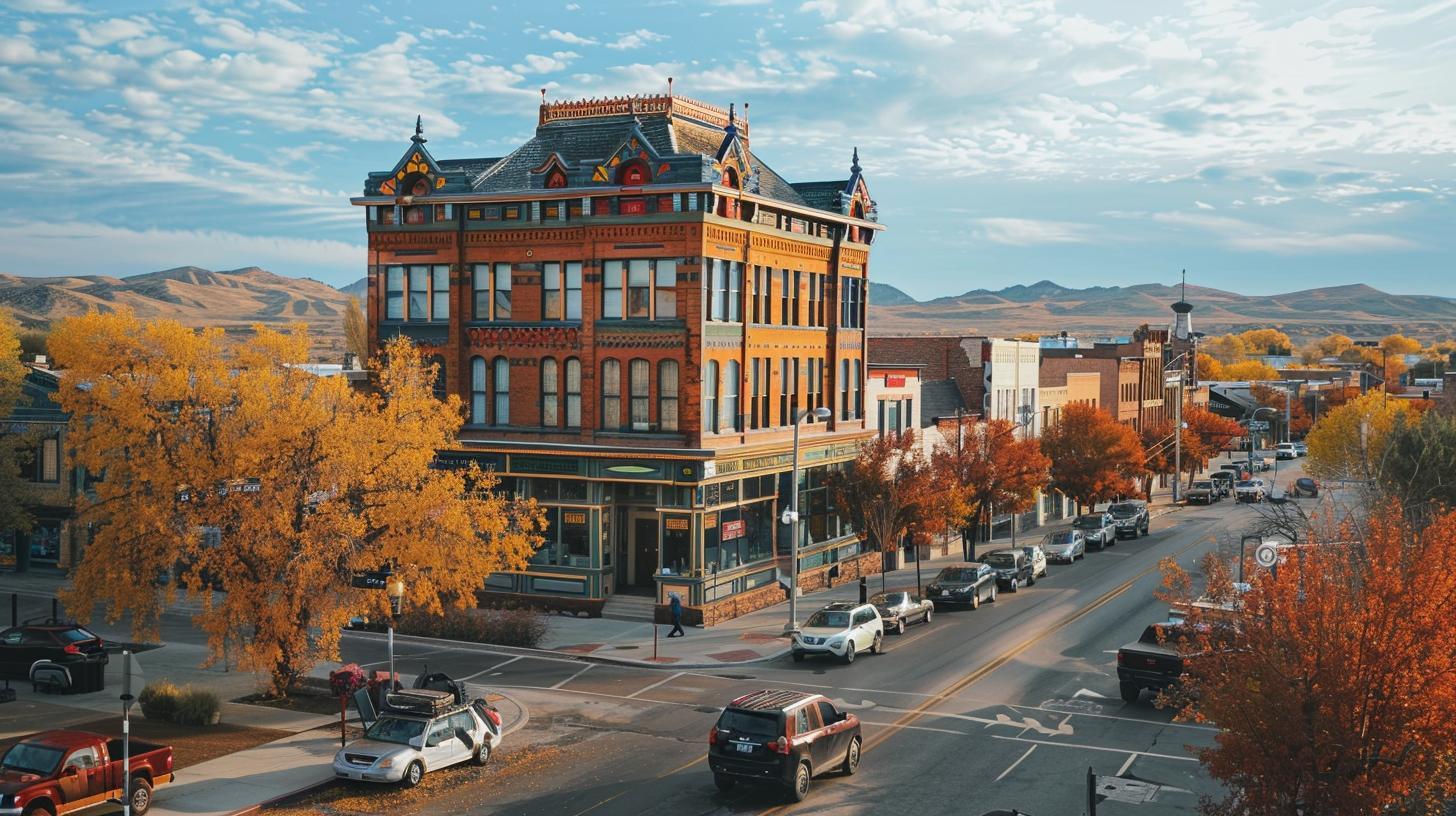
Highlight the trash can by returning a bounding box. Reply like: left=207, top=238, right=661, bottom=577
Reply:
left=73, top=660, right=106, bottom=694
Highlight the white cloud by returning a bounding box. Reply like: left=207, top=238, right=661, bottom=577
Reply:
left=975, top=217, right=1099, bottom=246
left=544, top=29, right=596, bottom=46
left=512, top=51, right=578, bottom=74
left=1195, top=200, right=1215, bottom=210
left=0, top=35, right=59, bottom=65
left=1, top=0, right=83, bottom=12
left=0, top=221, right=364, bottom=284
left=75, top=18, right=151, bottom=47
left=1151, top=211, right=1418, bottom=254
left=606, top=29, right=667, bottom=50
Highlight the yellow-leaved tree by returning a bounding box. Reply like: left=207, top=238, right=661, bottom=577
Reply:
left=1305, top=391, right=1412, bottom=483
left=50, top=310, right=545, bottom=694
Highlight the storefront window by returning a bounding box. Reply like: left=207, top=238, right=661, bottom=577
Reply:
left=662, top=516, right=690, bottom=575
left=29, top=523, right=60, bottom=564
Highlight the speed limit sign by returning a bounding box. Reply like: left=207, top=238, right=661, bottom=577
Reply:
left=1254, top=543, right=1279, bottom=568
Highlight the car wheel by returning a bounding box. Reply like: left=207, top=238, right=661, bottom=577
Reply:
left=988, top=583, right=997, bottom=602
left=924, top=608, right=933, bottom=625
left=401, top=760, right=424, bottom=788
left=130, top=778, right=153, bottom=815
left=896, top=619, right=905, bottom=636
left=870, top=633, right=883, bottom=655
left=473, top=742, right=492, bottom=766
left=714, top=773, right=736, bottom=792
left=1119, top=682, right=1140, bottom=703
left=842, top=736, right=862, bottom=775
left=1027, top=572, right=1035, bottom=587
left=1009, top=578, right=1019, bottom=593
left=792, top=650, right=805, bottom=663
left=22, top=804, right=56, bottom=816
left=843, top=641, right=856, bottom=664
left=788, top=760, right=812, bottom=802
left=970, top=589, right=980, bottom=610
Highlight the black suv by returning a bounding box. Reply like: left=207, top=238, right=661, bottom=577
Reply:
left=0, top=619, right=108, bottom=681
left=1108, top=501, right=1150, bottom=539
left=708, top=689, right=862, bottom=802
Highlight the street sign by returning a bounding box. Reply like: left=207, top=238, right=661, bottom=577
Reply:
left=351, top=570, right=392, bottom=590
left=1255, top=543, right=1279, bottom=568
left=1247, top=420, right=1270, bottom=431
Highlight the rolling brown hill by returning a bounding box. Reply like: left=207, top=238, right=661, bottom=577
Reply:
left=870, top=280, right=1456, bottom=342
left=0, top=266, right=351, bottom=358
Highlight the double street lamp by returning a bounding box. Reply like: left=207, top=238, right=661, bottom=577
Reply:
left=783, top=406, right=833, bottom=635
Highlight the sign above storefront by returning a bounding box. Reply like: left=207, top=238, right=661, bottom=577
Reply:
left=885, top=376, right=906, bottom=387
left=721, top=519, right=746, bottom=541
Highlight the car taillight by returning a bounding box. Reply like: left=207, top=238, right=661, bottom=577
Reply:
left=64, top=643, right=83, bottom=655
left=772, top=736, right=791, bottom=755
left=1116, top=652, right=1125, bottom=666
left=708, top=727, right=719, bottom=746
left=165, top=753, right=173, bottom=771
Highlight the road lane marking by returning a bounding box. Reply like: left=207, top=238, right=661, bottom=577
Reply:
left=626, top=671, right=685, bottom=699
left=552, top=664, right=596, bottom=689
left=995, top=746, right=1037, bottom=782
left=990, top=733, right=1198, bottom=762
left=1117, top=752, right=1138, bottom=776
left=460, top=655, right=521, bottom=681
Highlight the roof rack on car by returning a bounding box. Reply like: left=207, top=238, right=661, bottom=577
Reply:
left=727, top=689, right=815, bottom=711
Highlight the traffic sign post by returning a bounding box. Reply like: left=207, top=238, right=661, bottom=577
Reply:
left=1248, top=420, right=1270, bottom=431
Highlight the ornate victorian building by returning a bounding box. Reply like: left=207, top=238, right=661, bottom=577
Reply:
left=354, top=90, right=883, bottom=623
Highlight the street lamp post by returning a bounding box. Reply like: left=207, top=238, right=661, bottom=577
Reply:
left=385, top=574, right=405, bottom=708
left=784, top=406, right=833, bottom=635
left=1250, top=406, right=1279, bottom=474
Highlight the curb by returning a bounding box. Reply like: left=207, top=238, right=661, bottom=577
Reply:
left=341, top=627, right=791, bottom=670
left=226, top=686, right=529, bottom=816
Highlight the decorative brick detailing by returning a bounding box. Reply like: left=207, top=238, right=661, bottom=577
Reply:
left=466, top=228, right=586, bottom=245
left=466, top=326, right=581, bottom=350
left=370, top=232, right=455, bottom=249
left=538, top=93, right=748, bottom=137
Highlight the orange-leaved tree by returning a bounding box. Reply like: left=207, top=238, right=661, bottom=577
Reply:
left=830, top=430, right=931, bottom=592
left=1040, top=403, right=1144, bottom=512
left=930, top=418, right=1049, bottom=557
left=1181, top=405, right=1244, bottom=486
left=1250, top=383, right=1313, bottom=439
left=51, top=310, right=545, bottom=694
left=1162, top=504, right=1456, bottom=815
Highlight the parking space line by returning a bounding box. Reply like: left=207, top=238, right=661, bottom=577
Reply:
left=460, top=655, right=521, bottom=681
left=1117, top=753, right=1137, bottom=776
left=551, top=663, right=596, bottom=689
left=491, top=682, right=700, bottom=709
left=995, top=745, right=1036, bottom=782
left=990, top=733, right=1198, bottom=762
left=626, top=671, right=685, bottom=699
left=357, top=647, right=453, bottom=668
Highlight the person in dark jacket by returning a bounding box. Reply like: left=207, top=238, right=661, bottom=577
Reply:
left=667, top=592, right=685, bottom=637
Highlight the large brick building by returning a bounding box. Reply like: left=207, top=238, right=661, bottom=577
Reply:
left=353, top=91, right=883, bottom=623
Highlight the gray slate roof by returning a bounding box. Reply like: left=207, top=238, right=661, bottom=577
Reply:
left=920, top=379, right=967, bottom=426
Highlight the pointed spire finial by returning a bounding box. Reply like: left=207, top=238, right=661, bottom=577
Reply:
left=667, top=76, right=674, bottom=96
left=412, top=115, right=426, bottom=144
left=1181, top=269, right=1187, bottom=302
left=851, top=146, right=861, bottom=174
left=728, top=102, right=735, bottom=124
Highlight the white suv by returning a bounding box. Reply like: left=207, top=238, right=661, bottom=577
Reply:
left=791, top=602, right=884, bottom=664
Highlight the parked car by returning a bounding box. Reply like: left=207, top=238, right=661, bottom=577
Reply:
left=0, top=729, right=173, bottom=815
left=924, top=563, right=998, bottom=609
left=0, top=620, right=108, bottom=684
left=707, top=689, right=861, bottom=802
left=1041, top=530, right=1085, bottom=564
left=984, top=549, right=1034, bottom=592
left=333, top=689, right=502, bottom=787
left=1072, top=512, right=1116, bottom=550
left=1293, top=477, right=1319, bottom=498
left=1234, top=479, right=1265, bottom=503
left=1275, top=443, right=1298, bottom=460
left=1019, top=545, right=1049, bottom=580
left=791, top=602, right=884, bottom=664
left=1116, top=622, right=1189, bottom=703
left=869, top=591, right=933, bottom=636
left=1209, top=471, right=1236, bottom=498
left=1252, top=456, right=1274, bottom=472
left=1293, top=441, right=1308, bottom=456
left=1186, top=480, right=1217, bottom=505
left=1108, top=501, right=1150, bottom=539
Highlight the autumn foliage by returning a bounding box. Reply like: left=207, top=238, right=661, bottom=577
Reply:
left=0, top=308, right=34, bottom=537
left=1163, top=504, right=1456, bottom=815
left=830, top=431, right=930, bottom=584
left=930, top=417, right=1049, bottom=540
left=50, top=310, right=545, bottom=694
left=1039, top=403, right=1144, bottom=511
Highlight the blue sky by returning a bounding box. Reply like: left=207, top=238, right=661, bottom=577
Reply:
left=1, top=0, right=1453, bottom=298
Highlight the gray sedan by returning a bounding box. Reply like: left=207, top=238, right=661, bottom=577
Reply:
left=1042, top=530, right=1086, bottom=563
left=870, top=591, right=934, bottom=635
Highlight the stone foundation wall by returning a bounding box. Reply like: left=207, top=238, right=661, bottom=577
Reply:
left=662, top=550, right=884, bottom=627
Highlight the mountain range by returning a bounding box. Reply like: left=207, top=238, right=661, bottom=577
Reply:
left=2, top=269, right=1449, bottom=357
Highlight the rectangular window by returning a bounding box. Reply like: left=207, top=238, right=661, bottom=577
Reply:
left=603, top=261, right=623, bottom=319
left=627, top=260, right=651, bottom=318
left=377, top=206, right=396, bottom=226
left=728, top=262, right=742, bottom=322
left=750, top=359, right=763, bottom=430
left=404, top=206, right=426, bottom=225
left=704, top=361, right=719, bottom=434
left=659, top=360, right=679, bottom=432
left=494, top=263, right=512, bottom=320
left=725, top=360, right=741, bottom=433
left=780, top=269, right=790, bottom=324
left=472, top=264, right=510, bottom=320
left=711, top=260, right=728, bottom=322
left=433, top=203, right=453, bottom=222
left=431, top=265, right=449, bottom=320
left=385, top=267, right=404, bottom=320
left=792, top=271, right=802, bottom=326
left=543, top=262, right=562, bottom=320
left=629, top=359, right=650, bottom=429
left=36, top=437, right=59, bottom=483
left=565, top=358, right=582, bottom=428
left=601, top=360, right=621, bottom=430
left=840, top=358, right=851, bottom=421
left=494, top=358, right=510, bottom=424
left=655, top=261, right=676, bottom=318
left=790, top=358, right=800, bottom=423
left=565, top=262, right=582, bottom=319
left=408, top=266, right=429, bottom=321
left=541, top=358, right=559, bottom=427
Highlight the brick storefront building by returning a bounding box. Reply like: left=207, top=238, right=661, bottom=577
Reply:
left=354, top=91, right=883, bottom=623
left=1040, top=326, right=1167, bottom=432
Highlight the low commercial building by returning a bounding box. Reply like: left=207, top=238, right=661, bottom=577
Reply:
left=0, top=361, right=84, bottom=573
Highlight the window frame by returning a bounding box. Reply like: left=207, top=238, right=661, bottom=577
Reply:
left=658, top=359, right=679, bottom=433
left=704, top=360, right=720, bottom=434
left=601, top=259, right=677, bottom=320
left=601, top=359, right=622, bottom=430
left=492, top=357, right=510, bottom=425
left=629, top=358, right=651, bottom=429
left=564, top=358, right=582, bottom=428
left=541, top=357, right=559, bottom=427
left=470, top=356, right=488, bottom=424
left=472, top=263, right=512, bottom=321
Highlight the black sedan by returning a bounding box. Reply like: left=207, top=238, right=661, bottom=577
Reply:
left=0, top=621, right=109, bottom=681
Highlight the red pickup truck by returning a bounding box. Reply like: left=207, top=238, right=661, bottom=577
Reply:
left=0, top=730, right=173, bottom=816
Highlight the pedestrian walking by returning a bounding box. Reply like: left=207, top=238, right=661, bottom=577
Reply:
left=858, top=576, right=868, bottom=605
left=667, top=592, right=685, bottom=637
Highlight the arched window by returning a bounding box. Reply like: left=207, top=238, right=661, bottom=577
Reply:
left=717, top=166, right=740, bottom=218
left=724, top=359, right=740, bottom=433
left=601, top=359, right=621, bottom=430
left=541, top=358, right=559, bottom=427
left=629, top=358, right=650, bottom=429
left=427, top=355, right=446, bottom=401
left=659, top=360, right=679, bottom=432
left=723, top=166, right=740, bottom=190
left=470, top=356, right=487, bottom=424
left=545, top=169, right=567, bottom=188
left=704, top=361, right=719, bottom=434
left=617, top=161, right=648, bottom=186
left=564, top=358, right=582, bottom=428
left=493, top=357, right=510, bottom=425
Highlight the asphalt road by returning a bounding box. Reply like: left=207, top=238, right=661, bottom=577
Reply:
left=331, top=466, right=1311, bottom=816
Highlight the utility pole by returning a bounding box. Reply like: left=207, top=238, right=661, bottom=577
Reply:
left=1174, top=358, right=1184, bottom=501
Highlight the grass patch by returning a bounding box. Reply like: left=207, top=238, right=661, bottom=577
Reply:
left=235, top=690, right=346, bottom=717
left=0, top=716, right=291, bottom=770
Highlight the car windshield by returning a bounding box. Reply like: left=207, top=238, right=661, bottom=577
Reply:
left=870, top=593, right=906, bottom=606
left=1297, top=478, right=1316, bottom=487
left=54, top=628, right=97, bottom=643
left=1, top=742, right=64, bottom=775
left=936, top=568, right=978, bottom=582
left=804, top=610, right=850, bottom=629
left=1192, top=481, right=1213, bottom=490
left=363, top=716, right=428, bottom=746
left=1236, top=481, right=1255, bottom=489
left=717, top=709, right=779, bottom=738
left=1073, top=517, right=1104, bottom=529
left=1108, top=504, right=1139, bottom=517
left=984, top=552, right=1017, bottom=567
left=1045, top=532, right=1077, bottom=545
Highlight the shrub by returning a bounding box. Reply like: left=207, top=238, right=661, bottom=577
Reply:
left=138, top=681, right=181, bottom=722
left=174, top=688, right=222, bottom=726
left=329, top=664, right=367, bottom=697
left=398, top=607, right=547, bottom=649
